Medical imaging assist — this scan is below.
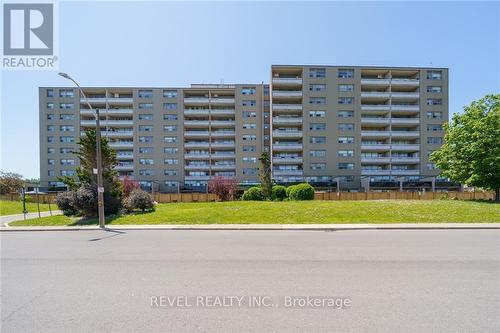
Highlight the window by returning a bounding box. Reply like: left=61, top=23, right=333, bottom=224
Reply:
left=165, top=181, right=179, bottom=187
left=427, top=98, right=442, bottom=105
left=47, top=147, right=55, bottom=154
left=242, top=135, right=257, bottom=141
left=164, top=136, right=177, bottom=143
left=309, top=68, right=326, bottom=78
left=427, top=124, right=443, bottom=131
left=242, top=168, right=257, bottom=175
left=47, top=114, right=55, bottom=120
left=139, top=159, right=154, bottom=165
left=60, top=159, right=75, bottom=166
left=310, top=123, right=326, bottom=131
left=60, top=148, right=73, bottom=154
left=47, top=136, right=55, bottom=143
left=243, top=111, right=257, bottom=118
left=241, top=87, right=256, bottom=95
left=338, top=84, right=354, bottom=92
left=139, top=169, right=154, bottom=176
left=139, top=125, right=153, bottom=132
left=338, top=136, right=355, bottom=144
left=164, top=170, right=178, bottom=176
left=164, top=159, right=179, bottom=165
left=138, top=103, right=153, bottom=109
left=60, top=170, right=75, bottom=176
left=47, top=125, right=55, bottom=132
left=242, top=157, right=257, bottom=163
left=427, top=150, right=435, bottom=158
left=163, top=90, right=177, bottom=98
left=138, top=90, right=153, bottom=98
left=338, top=97, right=354, bottom=105
left=427, top=137, right=443, bottom=144
left=139, top=147, right=153, bottom=154
left=338, top=111, right=354, bottom=118
left=60, top=125, right=74, bottom=132
left=309, top=97, right=326, bottom=104
left=427, top=86, right=442, bottom=93
left=309, top=110, right=325, bottom=118
left=48, top=159, right=55, bottom=165
left=139, top=136, right=153, bottom=143
left=164, top=114, right=177, bottom=121
left=46, top=89, right=54, bottom=97
left=60, top=136, right=74, bottom=143
left=310, top=136, right=326, bottom=144
left=59, top=103, right=74, bottom=109
left=243, top=145, right=256, bottom=152
left=338, top=163, right=355, bottom=170
left=164, top=125, right=177, bottom=132
left=426, top=163, right=437, bottom=170
left=338, top=123, right=355, bottom=131
left=59, top=89, right=74, bottom=98
left=163, top=103, right=178, bottom=110
left=427, top=70, right=442, bottom=80
left=242, top=100, right=256, bottom=107
left=338, top=150, right=354, bottom=157
left=243, top=123, right=257, bottom=129
left=338, top=69, right=354, bottom=78
left=139, top=114, right=153, bottom=120
left=48, top=170, right=55, bottom=177
left=309, top=150, right=326, bottom=157
left=309, top=84, right=326, bottom=91
left=60, top=114, right=74, bottom=120
left=426, top=111, right=443, bottom=119
left=46, top=102, right=54, bottom=109
left=164, top=147, right=178, bottom=154
left=310, top=163, right=326, bottom=170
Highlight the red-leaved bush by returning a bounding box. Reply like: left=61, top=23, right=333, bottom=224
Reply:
left=208, top=176, right=238, bottom=201
left=120, top=176, right=140, bottom=198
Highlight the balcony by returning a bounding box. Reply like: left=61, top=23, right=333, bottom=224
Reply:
left=361, top=157, right=391, bottom=163
left=272, top=77, right=303, bottom=86
left=272, top=91, right=303, bottom=98
left=211, top=131, right=235, bottom=137
left=109, top=142, right=133, bottom=148
left=211, top=120, right=235, bottom=127
left=361, top=118, right=390, bottom=125
left=104, top=131, right=134, bottom=137
left=210, top=98, right=235, bottom=105
left=361, top=131, right=391, bottom=138
left=390, top=92, right=420, bottom=99
left=361, top=144, right=391, bottom=150
left=273, top=169, right=303, bottom=176
left=184, top=142, right=210, bottom=148
left=184, top=109, right=209, bottom=115
left=361, top=105, right=391, bottom=111
left=183, top=97, right=210, bottom=105
left=184, top=131, right=210, bottom=137
left=211, top=142, right=235, bottom=148
left=272, top=104, right=303, bottom=112
left=211, top=109, right=235, bottom=115
left=184, top=120, right=210, bottom=127
left=82, top=97, right=133, bottom=105
left=185, top=175, right=210, bottom=181
left=185, top=164, right=210, bottom=170
left=391, top=157, right=420, bottom=163
left=361, top=92, right=390, bottom=99
left=273, top=117, right=303, bottom=124
left=391, top=118, right=420, bottom=125
left=184, top=153, right=210, bottom=159
left=391, top=169, right=420, bottom=175
left=390, top=78, right=419, bottom=86
left=361, top=169, right=391, bottom=176
left=116, top=152, right=134, bottom=159
left=273, top=157, right=303, bottom=164
left=80, top=109, right=133, bottom=116
left=391, top=131, right=420, bottom=138
left=273, top=130, right=303, bottom=138
left=211, top=153, right=235, bottom=159
left=391, top=105, right=419, bottom=112
left=81, top=119, right=133, bottom=126
left=390, top=144, right=420, bottom=151
left=272, top=143, right=303, bottom=151
left=211, top=164, right=236, bottom=170
left=361, top=78, right=391, bottom=86
left=115, top=164, right=134, bottom=171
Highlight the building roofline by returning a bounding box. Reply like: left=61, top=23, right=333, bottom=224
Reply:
left=271, top=64, right=449, bottom=70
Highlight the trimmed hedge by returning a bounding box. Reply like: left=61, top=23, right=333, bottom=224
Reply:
left=287, top=183, right=315, bottom=201
left=241, top=187, right=264, bottom=201
left=271, top=185, right=287, bottom=201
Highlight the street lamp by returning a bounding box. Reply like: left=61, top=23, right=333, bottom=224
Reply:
left=58, top=72, right=105, bottom=228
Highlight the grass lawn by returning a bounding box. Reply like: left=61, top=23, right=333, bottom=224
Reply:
left=0, top=200, right=54, bottom=216
left=8, top=200, right=500, bottom=226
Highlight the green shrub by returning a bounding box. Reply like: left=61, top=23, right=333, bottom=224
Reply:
left=288, top=183, right=315, bottom=201
left=286, top=185, right=294, bottom=198
left=271, top=185, right=287, bottom=201
left=241, top=187, right=264, bottom=201
left=124, top=189, right=154, bottom=213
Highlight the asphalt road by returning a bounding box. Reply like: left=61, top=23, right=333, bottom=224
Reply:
left=1, top=230, right=499, bottom=333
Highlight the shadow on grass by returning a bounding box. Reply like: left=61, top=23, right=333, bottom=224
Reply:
left=68, top=211, right=153, bottom=226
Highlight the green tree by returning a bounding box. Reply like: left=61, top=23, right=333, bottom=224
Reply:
left=258, top=151, right=272, bottom=199
left=59, top=129, right=123, bottom=213
left=0, top=171, right=25, bottom=194
left=431, top=94, right=500, bottom=201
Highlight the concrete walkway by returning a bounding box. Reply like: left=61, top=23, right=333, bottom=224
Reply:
left=1, top=210, right=62, bottom=227
left=1, top=222, right=499, bottom=232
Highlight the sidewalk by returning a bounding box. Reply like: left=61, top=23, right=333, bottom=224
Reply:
left=1, top=223, right=499, bottom=232
left=1, top=211, right=62, bottom=227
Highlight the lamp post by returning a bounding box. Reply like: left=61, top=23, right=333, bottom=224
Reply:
left=58, top=72, right=105, bottom=228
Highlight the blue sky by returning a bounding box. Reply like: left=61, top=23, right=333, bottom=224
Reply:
left=1, top=1, right=499, bottom=178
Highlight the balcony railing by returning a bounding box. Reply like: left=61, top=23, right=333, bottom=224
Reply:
left=109, top=142, right=134, bottom=148
left=81, top=119, right=133, bottom=126
left=272, top=91, right=303, bottom=98
left=184, top=153, right=210, bottom=159
left=273, top=169, right=303, bottom=176
left=272, top=104, right=303, bottom=111
left=361, top=157, right=391, bottom=163
left=272, top=117, right=303, bottom=124
left=273, top=157, right=303, bottom=164
left=272, top=143, right=303, bottom=150
left=81, top=109, right=134, bottom=115
left=272, top=77, right=303, bottom=85
left=184, top=131, right=210, bottom=137
left=272, top=130, right=303, bottom=138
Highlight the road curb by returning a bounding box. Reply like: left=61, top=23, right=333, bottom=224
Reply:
left=1, top=223, right=499, bottom=232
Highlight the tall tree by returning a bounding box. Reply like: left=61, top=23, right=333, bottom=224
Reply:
left=259, top=151, right=272, bottom=199
left=431, top=94, right=500, bottom=201
left=0, top=171, right=25, bottom=194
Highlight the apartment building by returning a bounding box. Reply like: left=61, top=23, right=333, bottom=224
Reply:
left=39, top=65, right=450, bottom=192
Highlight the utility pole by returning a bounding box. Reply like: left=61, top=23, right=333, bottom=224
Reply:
left=95, top=109, right=105, bottom=228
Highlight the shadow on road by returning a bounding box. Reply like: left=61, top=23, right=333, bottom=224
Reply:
left=88, top=228, right=126, bottom=242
